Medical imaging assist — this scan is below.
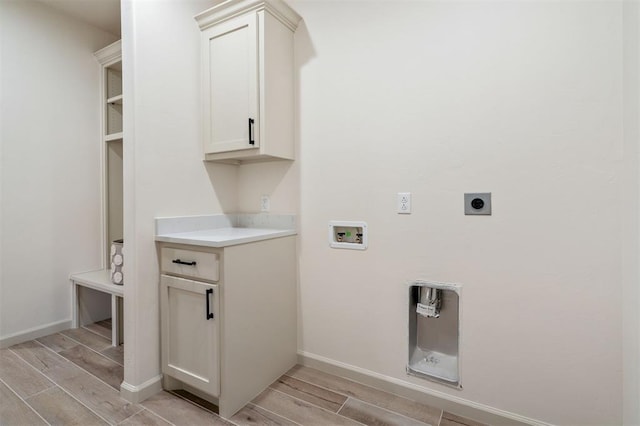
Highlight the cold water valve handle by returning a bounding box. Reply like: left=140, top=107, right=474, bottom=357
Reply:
left=416, top=287, right=442, bottom=318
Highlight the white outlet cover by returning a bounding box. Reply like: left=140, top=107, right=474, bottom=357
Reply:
left=260, top=195, right=270, bottom=212
left=397, top=192, right=411, bottom=214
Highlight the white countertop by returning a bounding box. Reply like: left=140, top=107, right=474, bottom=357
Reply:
left=156, top=227, right=296, bottom=248
left=154, top=215, right=297, bottom=248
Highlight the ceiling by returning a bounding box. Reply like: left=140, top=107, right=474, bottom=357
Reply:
left=38, top=0, right=121, bottom=36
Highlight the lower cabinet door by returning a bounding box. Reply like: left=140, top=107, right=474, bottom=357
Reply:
left=160, top=274, right=220, bottom=396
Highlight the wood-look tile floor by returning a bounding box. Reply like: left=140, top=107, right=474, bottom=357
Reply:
left=0, top=323, right=487, bottom=426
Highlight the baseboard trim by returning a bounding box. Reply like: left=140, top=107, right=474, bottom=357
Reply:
left=120, top=375, right=163, bottom=404
left=297, top=351, right=551, bottom=426
left=0, top=319, right=72, bottom=349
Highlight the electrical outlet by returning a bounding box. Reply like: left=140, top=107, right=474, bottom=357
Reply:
left=397, top=192, right=411, bottom=214
left=260, top=195, right=270, bottom=212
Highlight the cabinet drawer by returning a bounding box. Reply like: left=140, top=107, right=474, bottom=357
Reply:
left=161, top=247, right=219, bottom=282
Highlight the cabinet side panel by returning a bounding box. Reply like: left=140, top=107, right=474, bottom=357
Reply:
left=262, top=11, right=295, bottom=160
left=219, top=237, right=297, bottom=418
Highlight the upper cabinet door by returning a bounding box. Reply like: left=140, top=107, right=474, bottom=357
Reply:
left=202, top=13, right=259, bottom=154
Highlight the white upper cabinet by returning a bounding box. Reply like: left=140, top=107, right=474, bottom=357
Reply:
left=206, top=13, right=258, bottom=153
left=196, top=0, right=301, bottom=164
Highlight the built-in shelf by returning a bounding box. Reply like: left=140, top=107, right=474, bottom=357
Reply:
left=70, top=39, right=125, bottom=349
left=107, top=102, right=122, bottom=135
left=106, top=68, right=122, bottom=100
left=97, top=40, right=124, bottom=264
left=105, top=132, right=123, bottom=142
left=107, top=94, right=123, bottom=105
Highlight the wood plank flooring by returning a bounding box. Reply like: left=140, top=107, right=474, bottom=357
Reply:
left=0, top=323, right=487, bottom=426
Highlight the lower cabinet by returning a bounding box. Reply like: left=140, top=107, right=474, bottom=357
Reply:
left=158, top=236, right=297, bottom=419
left=160, top=275, right=220, bottom=397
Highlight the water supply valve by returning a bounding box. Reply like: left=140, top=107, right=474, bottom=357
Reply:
left=416, top=287, right=442, bottom=318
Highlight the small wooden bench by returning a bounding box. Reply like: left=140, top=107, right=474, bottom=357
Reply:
left=70, top=269, right=123, bottom=346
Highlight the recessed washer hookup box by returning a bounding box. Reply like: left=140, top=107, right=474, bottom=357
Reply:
left=328, top=221, right=367, bottom=250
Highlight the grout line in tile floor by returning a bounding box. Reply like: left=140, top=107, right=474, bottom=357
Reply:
left=246, top=402, right=305, bottom=426
left=57, top=329, right=124, bottom=366
left=344, top=397, right=433, bottom=426
left=19, top=385, right=55, bottom=400
left=334, top=397, right=370, bottom=426
left=267, top=387, right=368, bottom=426
left=81, top=324, right=113, bottom=343
left=336, top=395, right=350, bottom=414
left=7, top=345, right=130, bottom=426
left=3, top=327, right=484, bottom=426
left=81, top=325, right=105, bottom=336
left=32, top=339, right=122, bottom=394
left=78, top=328, right=125, bottom=367
left=278, top=373, right=437, bottom=426
left=48, top=383, right=120, bottom=426
left=132, top=407, right=176, bottom=426
left=0, top=377, right=53, bottom=426
left=278, top=373, right=356, bottom=403
left=154, top=370, right=441, bottom=426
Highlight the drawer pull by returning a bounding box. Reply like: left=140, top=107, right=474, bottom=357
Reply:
left=206, top=288, right=214, bottom=320
left=172, top=259, right=196, bottom=266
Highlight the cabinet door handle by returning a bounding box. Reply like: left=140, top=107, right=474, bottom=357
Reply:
left=172, top=259, right=196, bottom=266
left=206, top=288, right=214, bottom=320
left=248, top=118, right=255, bottom=145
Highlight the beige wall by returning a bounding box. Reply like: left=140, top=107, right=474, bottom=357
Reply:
left=623, top=1, right=640, bottom=424
left=121, top=0, right=236, bottom=387
left=122, top=0, right=637, bottom=424
left=290, top=2, right=628, bottom=425
left=0, top=0, right=117, bottom=343
left=3, top=0, right=634, bottom=422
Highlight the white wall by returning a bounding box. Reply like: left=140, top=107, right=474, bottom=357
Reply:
left=237, top=162, right=299, bottom=214
left=0, top=0, right=117, bottom=343
left=120, top=0, right=300, bottom=395
left=122, top=1, right=635, bottom=423
left=121, top=0, right=236, bottom=388
left=291, top=2, right=627, bottom=425
left=623, top=1, right=640, bottom=425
